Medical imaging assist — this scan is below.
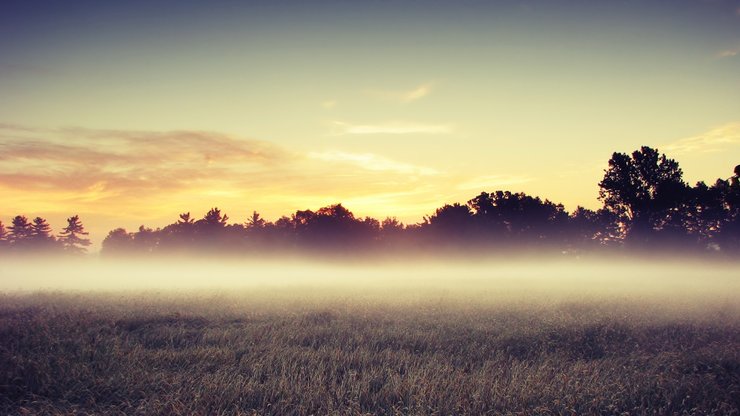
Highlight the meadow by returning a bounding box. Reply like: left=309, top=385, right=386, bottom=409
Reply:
left=0, top=259, right=738, bottom=415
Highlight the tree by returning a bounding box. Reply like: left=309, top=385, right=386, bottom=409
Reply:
left=467, top=191, right=568, bottom=243
left=598, top=146, right=687, bottom=244
left=0, top=221, right=7, bottom=249
left=568, top=207, right=621, bottom=248
left=30, top=217, right=57, bottom=250
left=381, top=217, right=404, bottom=233
left=245, top=211, right=266, bottom=230
left=467, top=192, right=505, bottom=236
left=292, top=204, right=366, bottom=249
left=101, top=228, right=135, bottom=255
left=178, top=212, right=194, bottom=225
left=133, top=225, right=158, bottom=253
left=193, top=208, right=231, bottom=249
left=359, top=216, right=381, bottom=242
left=200, top=207, right=229, bottom=227
left=8, top=215, right=31, bottom=247
left=58, top=215, right=91, bottom=253
left=30, top=217, right=52, bottom=237
left=710, top=166, right=740, bottom=252
left=425, top=203, right=474, bottom=241
left=678, top=181, right=725, bottom=249
left=292, top=209, right=316, bottom=231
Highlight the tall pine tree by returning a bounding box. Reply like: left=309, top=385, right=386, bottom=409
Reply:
left=8, top=215, right=32, bottom=248
left=58, top=215, right=91, bottom=253
left=30, top=217, right=57, bottom=250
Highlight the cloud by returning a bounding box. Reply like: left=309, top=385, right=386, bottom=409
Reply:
left=0, top=123, right=457, bottom=227
left=330, top=121, right=453, bottom=135
left=308, top=150, right=438, bottom=176
left=0, top=122, right=44, bottom=132
left=0, top=123, right=555, bottom=237
left=365, top=82, right=435, bottom=103
left=717, top=47, right=739, bottom=58
left=399, top=83, right=433, bottom=102
left=663, top=123, right=740, bottom=154
left=0, top=126, right=292, bottom=200
left=321, top=100, right=337, bottom=109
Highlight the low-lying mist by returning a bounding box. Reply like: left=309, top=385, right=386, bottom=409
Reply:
left=2, top=256, right=737, bottom=319
left=2, top=256, right=738, bottom=415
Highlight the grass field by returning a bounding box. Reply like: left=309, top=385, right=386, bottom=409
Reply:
left=0, top=261, right=738, bottom=415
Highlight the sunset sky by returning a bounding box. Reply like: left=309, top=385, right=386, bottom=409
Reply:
left=1, top=0, right=739, bottom=246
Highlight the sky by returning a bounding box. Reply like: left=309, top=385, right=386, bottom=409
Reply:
left=1, top=0, right=739, bottom=246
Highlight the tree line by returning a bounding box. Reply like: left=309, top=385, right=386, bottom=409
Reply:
left=0, top=215, right=91, bottom=254
left=2, top=146, right=738, bottom=257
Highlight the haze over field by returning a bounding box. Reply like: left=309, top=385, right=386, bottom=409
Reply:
left=1, top=259, right=736, bottom=309
left=1, top=259, right=738, bottom=415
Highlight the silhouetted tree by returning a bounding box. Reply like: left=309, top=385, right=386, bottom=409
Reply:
left=188, top=208, right=235, bottom=251
left=246, top=211, right=266, bottom=230
left=268, top=204, right=375, bottom=252
left=101, top=228, right=135, bottom=254
left=8, top=215, right=31, bottom=248
left=58, top=215, right=91, bottom=253
left=295, top=204, right=366, bottom=248
left=272, top=215, right=294, bottom=238
left=359, top=216, right=381, bottom=243
left=159, top=212, right=197, bottom=251
left=567, top=207, right=621, bottom=248
left=274, top=216, right=293, bottom=230
left=292, top=209, right=315, bottom=232
left=675, top=181, right=724, bottom=249
left=375, top=217, right=406, bottom=249
left=467, top=191, right=568, bottom=244
left=425, top=203, right=474, bottom=242
left=30, top=217, right=52, bottom=238
left=134, top=225, right=159, bottom=253
left=200, top=208, right=228, bottom=227
left=467, top=192, right=508, bottom=238
left=238, top=211, right=269, bottom=248
left=710, top=166, right=740, bottom=252
left=178, top=212, right=194, bottom=225
left=0, top=221, right=7, bottom=249
left=381, top=217, right=404, bottom=233
left=30, top=217, right=57, bottom=251
left=599, top=146, right=687, bottom=246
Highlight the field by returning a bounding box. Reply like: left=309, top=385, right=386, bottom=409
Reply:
left=0, top=260, right=738, bottom=415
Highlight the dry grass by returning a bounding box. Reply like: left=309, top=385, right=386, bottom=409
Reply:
left=0, top=289, right=738, bottom=416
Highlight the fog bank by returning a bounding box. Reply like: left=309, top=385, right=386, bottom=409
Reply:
left=0, top=257, right=736, bottom=306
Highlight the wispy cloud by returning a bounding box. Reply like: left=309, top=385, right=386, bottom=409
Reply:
left=308, top=150, right=438, bottom=176
left=0, top=123, right=554, bottom=235
left=663, top=122, right=740, bottom=154
left=399, top=83, right=433, bottom=102
left=0, top=126, right=292, bottom=204
left=717, top=47, right=739, bottom=58
left=330, top=121, right=453, bottom=136
left=321, top=100, right=337, bottom=109
left=0, top=123, right=453, bottom=225
left=365, top=82, right=435, bottom=103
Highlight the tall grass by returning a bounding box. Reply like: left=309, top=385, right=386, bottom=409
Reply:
left=1, top=291, right=737, bottom=415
